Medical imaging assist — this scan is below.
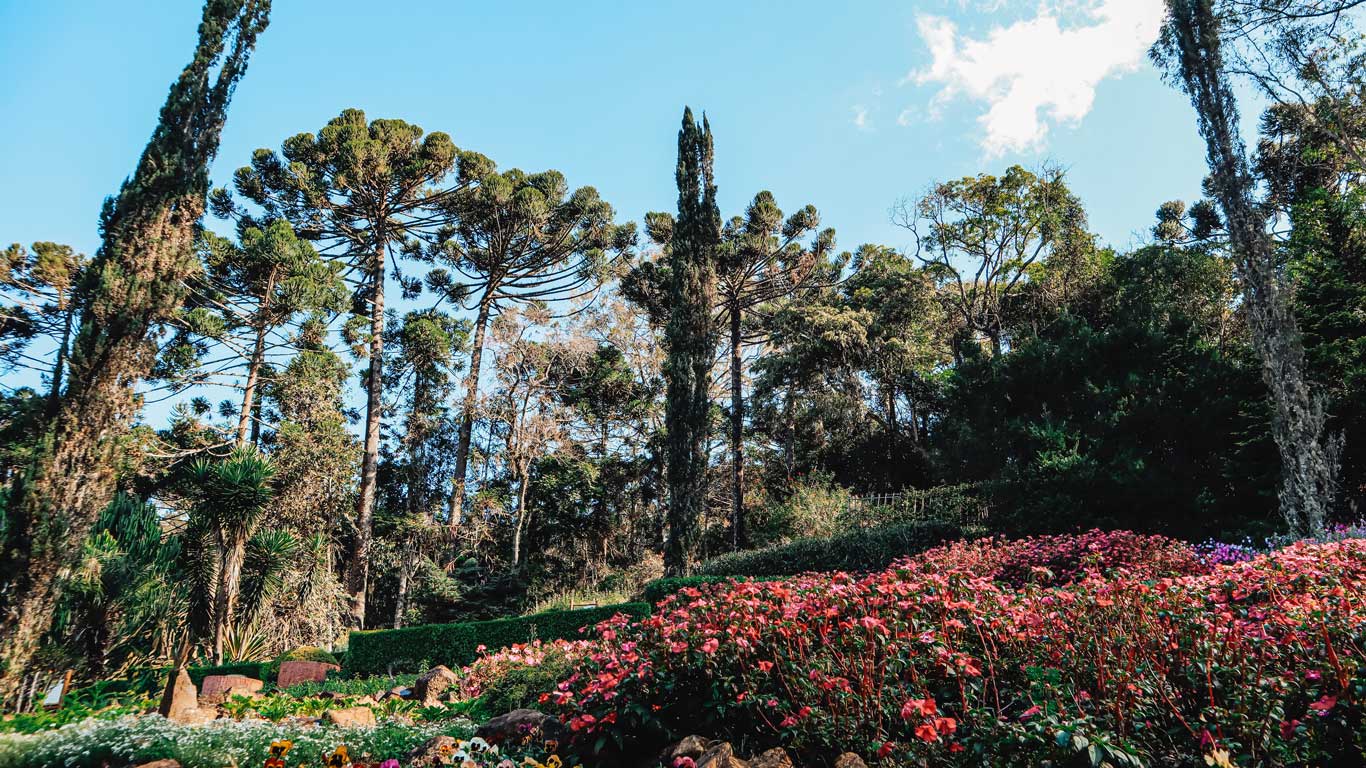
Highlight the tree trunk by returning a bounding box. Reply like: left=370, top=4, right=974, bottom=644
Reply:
left=348, top=246, right=386, bottom=629
left=213, top=537, right=247, bottom=665
left=391, top=568, right=408, bottom=630
left=512, top=463, right=530, bottom=566
left=1167, top=0, right=1338, bottom=535
left=45, top=303, right=75, bottom=419
left=449, top=294, right=493, bottom=528
left=728, top=302, right=745, bottom=550
left=235, top=270, right=275, bottom=448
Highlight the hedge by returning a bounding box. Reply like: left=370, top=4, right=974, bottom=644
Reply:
left=184, top=662, right=268, bottom=687
left=346, top=602, right=652, bottom=675
left=640, top=575, right=750, bottom=606
left=697, top=520, right=974, bottom=578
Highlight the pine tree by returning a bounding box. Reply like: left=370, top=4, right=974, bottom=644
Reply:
left=663, top=109, right=720, bottom=576
left=429, top=165, right=635, bottom=526
left=216, top=109, right=474, bottom=627
left=0, top=0, right=270, bottom=695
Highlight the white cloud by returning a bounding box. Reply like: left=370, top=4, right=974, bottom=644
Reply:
left=909, top=0, right=1165, bottom=156
left=852, top=104, right=872, bottom=131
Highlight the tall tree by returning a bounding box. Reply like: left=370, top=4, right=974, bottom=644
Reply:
left=165, top=221, right=346, bottom=448
left=638, top=194, right=837, bottom=548
left=429, top=165, right=635, bottom=525
left=1155, top=0, right=1339, bottom=534
left=217, top=109, right=474, bottom=626
left=180, top=449, right=277, bottom=664
left=384, top=309, right=465, bottom=627
left=0, top=0, right=270, bottom=695
left=662, top=109, right=720, bottom=576
left=893, top=165, right=1088, bottom=359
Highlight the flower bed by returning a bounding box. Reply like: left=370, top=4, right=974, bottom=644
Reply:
left=544, top=532, right=1366, bottom=766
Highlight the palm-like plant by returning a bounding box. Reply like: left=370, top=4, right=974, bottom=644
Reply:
left=180, top=448, right=277, bottom=664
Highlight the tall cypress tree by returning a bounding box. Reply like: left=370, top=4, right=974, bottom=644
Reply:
left=663, top=109, right=720, bottom=576
left=0, top=0, right=271, bottom=694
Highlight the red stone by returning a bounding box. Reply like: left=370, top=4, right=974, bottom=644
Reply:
left=276, top=660, right=339, bottom=687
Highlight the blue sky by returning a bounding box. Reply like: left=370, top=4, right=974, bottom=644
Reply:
left=1, top=0, right=1210, bottom=258
left=0, top=0, right=1219, bottom=410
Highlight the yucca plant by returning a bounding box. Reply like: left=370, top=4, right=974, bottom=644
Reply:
left=222, top=624, right=272, bottom=663
left=180, top=448, right=277, bottom=664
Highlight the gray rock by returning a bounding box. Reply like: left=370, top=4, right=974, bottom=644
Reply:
left=474, top=708, right=567, bottom=746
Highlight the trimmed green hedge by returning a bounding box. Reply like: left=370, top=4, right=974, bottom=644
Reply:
left=697, top=521, right=973, bottom=578
left=185, top=662, right=268, bottom=686
left=346, top=602, right=652, bottom=675
left=641, top=575, right=750, bottom=606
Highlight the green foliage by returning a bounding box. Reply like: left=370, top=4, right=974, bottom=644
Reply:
left=476, top=652, right=576, bottom=720
left=663, top=108, right=721, bottom=576
left=259, top=645, right=340, bottom=682
left=697, top=520, right=970, bottom=578
left=280, top=673, right=415, bottom=699
left=186, top=662, right=268, bottom=687
left=0, top=717, right=473, bottom=768
left=936, top=246, right=1279, bottom=539
left=346, top=603, right=651, bottom=675
left=640, top=575, right=748, bottom=606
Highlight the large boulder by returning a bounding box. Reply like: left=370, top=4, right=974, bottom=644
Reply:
left=696, top=742, right=747, bottom=768
left=663, top=735, right=713, bottom=763
left=323, top=705, right=376, bottom=727
left=832, top=754, right=868, bottom=768
left=749, top=749, right=793, bottom=768
left=406, top=734, right=461, bottom=768
left=276, top=660, right=339, bottom=688
left=158, top=669, right=215, bottom=724
left=474, top=708, right=567, bottom=746
left=412, top=665, right=459, bottom=706
left=135, top=761, right=182, bottom=768
left=199, top=674, right=264, bottom=706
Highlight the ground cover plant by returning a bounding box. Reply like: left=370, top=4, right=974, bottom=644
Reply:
left=544, top=531, right=1366, bottom=766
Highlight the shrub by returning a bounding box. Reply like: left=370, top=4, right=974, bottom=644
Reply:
left=547, top=534, right=1366, bottom=767
left=640, top=575, right=748, bottom=606
left=346, top=603, right=651, bottom=675
left=0, top=715, right=472, bottom=768
left=185, top=662, right=268, bottom=687
left=697, top=521, right=970, bottom=577
left=263, top=645, right=341, bottom=682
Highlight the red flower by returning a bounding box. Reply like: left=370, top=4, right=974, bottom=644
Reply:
left=901, top=698, right=937, bottom=719
left=876, top=742, right=896, bottom=758
left=915, top=723, right=939, bottom=743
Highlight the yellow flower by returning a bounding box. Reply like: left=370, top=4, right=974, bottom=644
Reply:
left=269, top=740, right=294, bottom=757
left=546, top=756, right=562, bottom=768
left=1204, top=748, right=1236, bottom=768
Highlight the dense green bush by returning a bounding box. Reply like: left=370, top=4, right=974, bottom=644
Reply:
left=185, top=662, right=268, bottom=687
left=0, top=716, right=472, bottom=768
left=640, top=575, right=748, bottom=606
left=697, top=521, right=972, bottom=577
left=263, top=645, right=341, bottom=682
left=346, top=603, right=651, bottom=675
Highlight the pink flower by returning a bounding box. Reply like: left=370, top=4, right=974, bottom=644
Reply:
left=1309, top=695, right=1337, bottom=714
left=700, top=638, right=719, bottom=654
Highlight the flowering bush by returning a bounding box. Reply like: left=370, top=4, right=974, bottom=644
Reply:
left=0, top=715, right=474, bottom=768
left=545, top=533, right=1366, bottom=767
left=459, top=641, right=596, bottom=701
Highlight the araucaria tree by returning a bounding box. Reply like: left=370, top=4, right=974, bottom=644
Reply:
left=663, top=109, right=721, bottom=576
left=1155, top=0, right=1340, bottom=535
left=0, top=0, right=270, bottom=696
left=217, top=109, right=475, bottom=626
left=188, top=221, right=346, bottom=447
left=431, top=164, right=635, bottom=524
